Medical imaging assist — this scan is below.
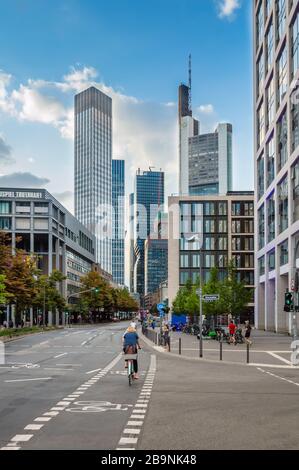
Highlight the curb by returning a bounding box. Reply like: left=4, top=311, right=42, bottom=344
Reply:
left=0, top=328, right=63, bottom=343
left=140, top=332, right=291, bottom=369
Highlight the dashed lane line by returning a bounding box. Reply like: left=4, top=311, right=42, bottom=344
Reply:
left=0, top=353, right=122, bottom=451
left=257, top=367, right=299, bottom=387
left=116, top=354, right=156, bottom=451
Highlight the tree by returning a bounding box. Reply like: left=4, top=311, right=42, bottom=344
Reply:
left=221, top=260, right=252, bottom=317
left=0, top=274, right=8, bottom=305
left=33, top=270, right=67, bottom=316
left=80, top=271, right=114, bottom=319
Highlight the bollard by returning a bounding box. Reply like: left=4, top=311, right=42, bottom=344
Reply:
left=179, top=337, right=181, bottom=355
left=168, top=336, right=171, bottom=352
left=220, top=340, right=223, bottom=361
left=247, top=342, right=250, bottom=364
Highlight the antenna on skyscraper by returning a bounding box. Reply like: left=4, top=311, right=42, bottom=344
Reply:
left=188, top=53, right=192, bottom=114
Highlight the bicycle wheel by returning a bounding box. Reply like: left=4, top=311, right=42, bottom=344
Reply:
left=128, top=361, right=132, bottom=386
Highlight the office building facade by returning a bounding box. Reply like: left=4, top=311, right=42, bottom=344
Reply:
left=133, top=169, right=165, bottom=300
left=189, top=123, right=233, bottom=196
left=74, top=86, right=112, bottom=273
left=254, top=0, right=299, bottom=332
left=168, top=192, right=255, bottom=321
left=0, top=188, right=96, bottom=325
left=112, top=159, right=125, bottom=285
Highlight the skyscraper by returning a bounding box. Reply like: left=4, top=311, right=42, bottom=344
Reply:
left=189, top=123, right=233, bottom=196
left=133, top=169, right=165, bottom=300
left=254, top=0, right=299, bottom=333
left=178, top=81, right=199, bottom=195
left=74, top=86, right=112, bottom=273
left=112, top=159, right=125, bottom=285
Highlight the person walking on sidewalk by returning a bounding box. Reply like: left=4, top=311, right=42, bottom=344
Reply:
left=244, top=320, right=252, bottom=346
left=162, top=323, right=170, bottom=351
left=228, top=320, right=237, bottom=345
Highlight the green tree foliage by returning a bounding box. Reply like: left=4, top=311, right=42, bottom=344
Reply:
left=0, top=274, right=8, bottom=305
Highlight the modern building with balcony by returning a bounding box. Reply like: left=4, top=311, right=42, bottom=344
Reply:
left=168, top=192, right=255, bottom=322
left=254, top=0, right=299, bottom=332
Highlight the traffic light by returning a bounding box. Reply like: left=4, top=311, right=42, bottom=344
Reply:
left=284, top=292, right=293, bottom=312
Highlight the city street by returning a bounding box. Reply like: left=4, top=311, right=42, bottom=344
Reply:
left=1, top=324, right=299, bottom=450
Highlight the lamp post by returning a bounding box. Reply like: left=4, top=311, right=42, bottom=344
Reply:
left=187, top=234, right=203, bottom=358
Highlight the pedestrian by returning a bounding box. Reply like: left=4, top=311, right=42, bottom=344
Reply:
left=244, top=320, right=252, bottom=346
left=162, top=323, right=170, bottom=351
left=228, top=319, right=237, bottom=345
left=152, top=319, right=156, bottom=330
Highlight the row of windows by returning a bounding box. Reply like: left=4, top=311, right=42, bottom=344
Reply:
left=258, top=239, right=288, bottom=276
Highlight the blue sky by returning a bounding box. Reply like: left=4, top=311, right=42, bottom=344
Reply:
left=0, top=0, right=253, bottom=211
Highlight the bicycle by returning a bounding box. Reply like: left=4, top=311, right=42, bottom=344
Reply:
left=124, top=353, right=138, bottom=386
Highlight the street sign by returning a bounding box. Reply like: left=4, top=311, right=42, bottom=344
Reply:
left=196, top=289, right=202, bottom=296
left=157, top=303, right=165, bottom=310
left=203, top=294, right=220, bottom=302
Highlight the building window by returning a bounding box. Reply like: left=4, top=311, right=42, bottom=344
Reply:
left=277, top=46, right=287, bottom=107
left=205, top=254, right=215, bottom=268
left=292, top=161, right=299, bottom=222
left=34, top=219, right=49, bottom=231
left=232, top=202, right=241, bottom=216
left=257, top=52, right=264, bottom=99
left=266, top=77, right=275, bottom=129
left=205, top=219, right=215, bottom=233
left=218, top=237, right=227, bottom=250
left=218, top=219, right=227, bottom=233
left=266, top=135, right=275, bottom=187
left=258, top=204, right=265, bottom=249
left=218, top=254, right=227, bottom=268
left=279, top=239, right=288, bottom=266
left=267, top=193, right=275, bottom=242
left=291, top=11, right=299, bottom=77
left=204, top=202, right=215, bottom=216
left=291, top=101, right=299, bottom=154
left=218, top=202, right=227, bottom=215
left=257, top=154, right=265, bottom=200
left=266, top=22, right=274, bottom=73
left=278, top=177, right=288, bottom=233
left=232, top=220, right=241, bottom=234
left=180, top=254, right=189, bottom=268
left=15, top=218, right=30, bottom=230
left=259, top=256, right=265, bottom=276
left=276, top=0, right=286, bottom=44
left=256, top=2, right=264, bottom=50
left=244, top=202, right=254, bottom=216
left=257, top=102, right=265, bottom=148
left=204, top=236, right=215, bottom=250
left=268, top=250, right=275, bottom=271
left=277, top=111, right=288, bottom=171
left=0, top=217, right=11, bottom=230
left=180, top=271, right=189, bottom=285
left=232, top=237, right=241, bottom=251
left=0, top=201, right=12, bottom=214
left=192, top=254, right=200, bottom=268
left=244, top=237, right=254, bottom=251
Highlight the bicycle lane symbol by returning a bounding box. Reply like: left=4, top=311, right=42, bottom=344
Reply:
left=66, top=401, right=133, bottom=413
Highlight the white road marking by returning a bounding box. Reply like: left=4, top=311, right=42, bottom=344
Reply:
left=43, top=411, right=59, bottom=417
left=5, top=377, right=52, bottom=383
left=257, top=367, right=299, bottom=387
left=118, top=437, right=138, bottom=445
left=1, top=447, right=21, bottom=450
left=266, top=351, right=292, bottom=365
left=123, top=429, right=141, bottom=435
left=54, top=353, right=67, bottom=359
left=86, top=367, right=102, bottom=374
left=34, top=417, right=52, bottom=422
left=11, top=434, right=33, bottom=442
left=24, top=424, right=44, bottom=431
left=44, top=368, right=73, bottom=371
left=117, top=354, right=156, bottom=450
left=81, top=341, right=87, bottom=346
left=56, top=401, right=70, bottom=406
left=51, top=407, right=65, bottom=411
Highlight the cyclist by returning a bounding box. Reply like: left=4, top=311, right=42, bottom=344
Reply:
left=228, top=320, right=237, bottom=345
left=123, top=325, right=141, bottom=379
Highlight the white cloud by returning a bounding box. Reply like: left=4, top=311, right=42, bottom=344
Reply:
left=0, top=66, right=179, bottom=195
left=0, top=172, right=49, bottom=187
left=0, top=136, right=15, bottom=165
left=197, top=104, right=214, bottom=114
left=217, top=0, right=240, bottom=19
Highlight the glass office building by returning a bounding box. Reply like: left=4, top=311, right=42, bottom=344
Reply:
left=144, top=238, right=168, bottom=296
left=74, top=86, right=112, bottom=273
left=254, top=0, right=299, bottom=332
left=133, top=170, right=165, bottom=300
left=112, top=159, right=125, bottom=285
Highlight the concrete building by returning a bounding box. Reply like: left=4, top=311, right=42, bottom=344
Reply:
left=189, top=123, right=233, bottom=196
left=168, top=192, right=255, bottom=321
left=133, top=169, right=165, bottom=301
left=0, top=188, right=96, bottom=325
left=74, top=86, right=112, bottom=273
left=112, top=159, right=125, bottom=285
left=254, top=0, right=299, bottom=332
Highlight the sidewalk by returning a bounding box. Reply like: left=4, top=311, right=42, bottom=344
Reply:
left=142, top=328, right=299, bottom=368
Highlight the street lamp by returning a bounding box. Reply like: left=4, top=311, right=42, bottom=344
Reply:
left=186, top=234, right=203, bottom=358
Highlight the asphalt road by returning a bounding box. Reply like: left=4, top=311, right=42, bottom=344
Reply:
left=1, top=325, right=299, bottom=450
left=0, top=323, right=154, bottom=450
